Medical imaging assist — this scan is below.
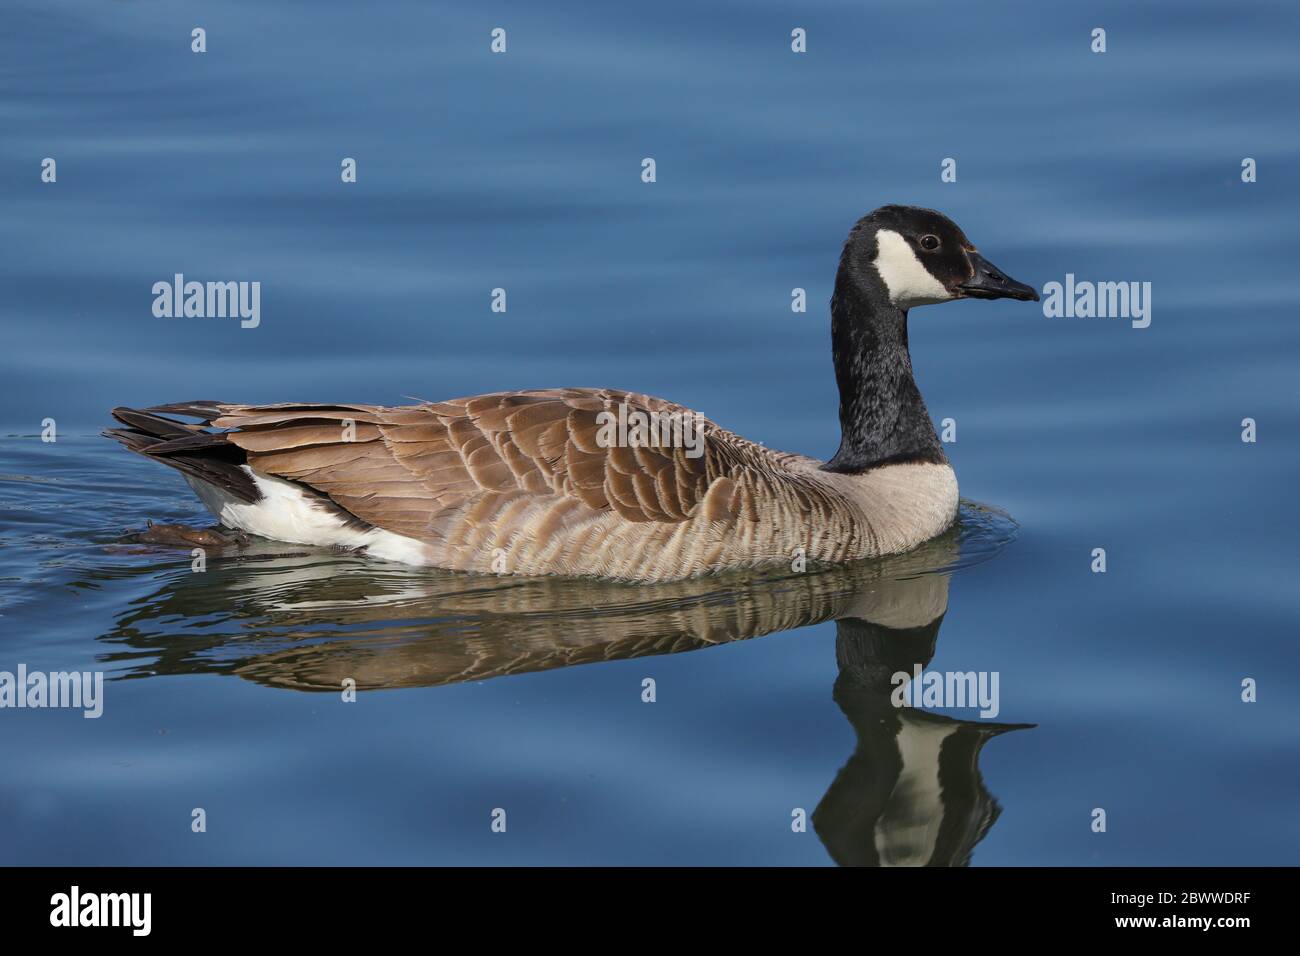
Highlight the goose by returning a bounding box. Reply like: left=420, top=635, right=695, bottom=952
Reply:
left=105, top=205, right=1037, bottom=582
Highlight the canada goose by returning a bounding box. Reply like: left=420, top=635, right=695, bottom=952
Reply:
left=106, top=205, right=1037, bottom=582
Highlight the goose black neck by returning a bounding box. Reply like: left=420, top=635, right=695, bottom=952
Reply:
left=822, top=272, right=946, bottom=474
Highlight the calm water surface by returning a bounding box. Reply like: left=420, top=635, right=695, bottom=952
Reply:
left=1, top=0, right=1298, bottom=865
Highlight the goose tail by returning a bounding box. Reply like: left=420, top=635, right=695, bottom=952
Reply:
left=103, top=402, right=261, bottom=503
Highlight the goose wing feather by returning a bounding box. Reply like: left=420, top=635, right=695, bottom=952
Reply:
left=207, top=388, right=772, bottom=542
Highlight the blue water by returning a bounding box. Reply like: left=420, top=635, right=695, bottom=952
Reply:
left=2, top=0, right=1298, bottom=865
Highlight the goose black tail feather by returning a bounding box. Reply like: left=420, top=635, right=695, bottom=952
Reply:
left=103, top=404, right=260, bottom=503
left=141, top=400, right=228, bottom=423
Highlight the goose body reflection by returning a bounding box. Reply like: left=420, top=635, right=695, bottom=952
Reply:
left=100, top=501, right=1031, bottom=866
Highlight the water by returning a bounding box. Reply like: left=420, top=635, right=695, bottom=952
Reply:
left=1, top=0, right=1298, bottom=865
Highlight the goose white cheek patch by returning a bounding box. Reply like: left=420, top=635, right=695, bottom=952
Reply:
left=873, top=229, right=952, bottom=307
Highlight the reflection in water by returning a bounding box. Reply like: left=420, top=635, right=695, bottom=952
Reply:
left=95, top=502, right=1031, bottom=866
left=819, top=613, right=1031, bottom=866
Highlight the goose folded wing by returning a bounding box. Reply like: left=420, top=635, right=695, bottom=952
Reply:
left=205, top=389, right=756, bottom=542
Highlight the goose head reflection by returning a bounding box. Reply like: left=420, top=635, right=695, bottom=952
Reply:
left=819, top=603, right=1031, bottom=866
left=99, top=502, right=1032, bottom=866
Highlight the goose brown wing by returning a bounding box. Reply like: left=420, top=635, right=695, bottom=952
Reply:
left=199, top=389, right=761, bottom=541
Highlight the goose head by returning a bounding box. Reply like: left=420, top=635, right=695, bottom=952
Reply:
left=824, top=205, right=1038, bottom=474
left=840, top=205, right=1038, bottom=309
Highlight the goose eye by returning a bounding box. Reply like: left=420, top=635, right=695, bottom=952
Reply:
left=919, top=235, right=940, bottom=251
